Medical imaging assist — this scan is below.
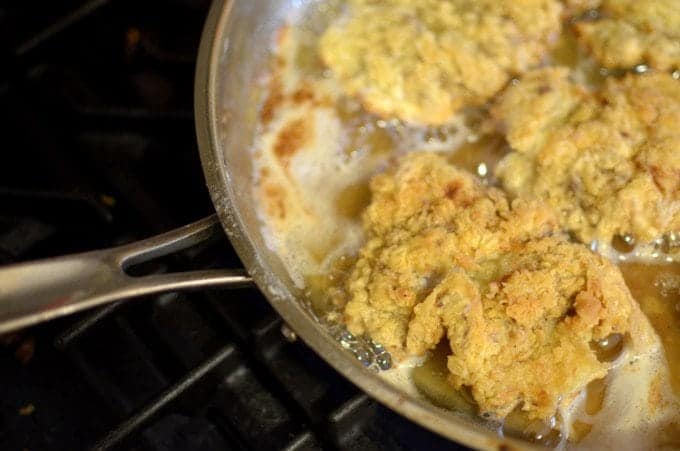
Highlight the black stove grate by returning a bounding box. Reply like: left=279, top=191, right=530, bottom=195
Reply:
left=0, top=1, right=465, bottom=449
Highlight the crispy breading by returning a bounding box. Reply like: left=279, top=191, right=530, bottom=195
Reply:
left=345, top=153, right=559, bottom=358
left=318, top=0, right=563, bottom=125
left=409, top=238, right=637, bottom=420
left=494, top=68, right=680, bottom=244
left=573, top=0, right=680, bottom=70
left=342, top=152, right=647, bottom=420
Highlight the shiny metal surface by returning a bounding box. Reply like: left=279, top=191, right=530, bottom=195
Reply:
left=0, top=215, right=252, bottom=334
left=194, top=1, right=535, bottom=449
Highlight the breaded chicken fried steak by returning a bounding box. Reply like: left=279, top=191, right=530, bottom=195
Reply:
left=319, top=0, right=563, bottom=125
left=494, top=68, right=680, bottom=245
left=340, top=153, right=653, bottom=420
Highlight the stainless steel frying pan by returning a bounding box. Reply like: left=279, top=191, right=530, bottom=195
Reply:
left=0, top=1, right=537, bottom=449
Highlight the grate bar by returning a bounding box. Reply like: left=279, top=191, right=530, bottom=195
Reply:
left=15, top=0, right=111, bottom=57
left=91, top=345, right=236, bottom=451
left=55, top=302, right=124, bottom=349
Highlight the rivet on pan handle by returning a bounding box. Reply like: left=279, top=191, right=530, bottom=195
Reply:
left=0, top=214, right=253, bottom=334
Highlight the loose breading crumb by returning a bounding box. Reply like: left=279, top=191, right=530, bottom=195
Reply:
left=573, top=0, right=680, bottom=71
left=319, top=0, right=563, bottom=125
left=342, top=153, right=649, bottom=420
left=18, top=404, right=35, bottom=416
left=494, top=68, right=680, bottom=244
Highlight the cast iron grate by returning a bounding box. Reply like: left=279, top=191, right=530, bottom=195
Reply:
left=0, top=0, right=465, bottom=449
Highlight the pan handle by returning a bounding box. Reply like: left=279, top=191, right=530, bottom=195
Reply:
left=0, top=215, right=253, bottom=334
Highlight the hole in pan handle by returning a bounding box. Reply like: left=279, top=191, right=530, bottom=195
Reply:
left=0, top=215, right=253, bottom=334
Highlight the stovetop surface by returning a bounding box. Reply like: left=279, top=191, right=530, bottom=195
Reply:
left=0, top=1, right=466, bottom=449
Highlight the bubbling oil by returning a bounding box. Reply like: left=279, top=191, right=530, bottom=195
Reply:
left=620, top=262, right=680, bottom=395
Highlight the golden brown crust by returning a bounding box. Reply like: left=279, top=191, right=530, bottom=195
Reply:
left=345, top=153, right=559, bottom=357
left=573, top=0, right=680, bottom=71
left=318, top=0, right=563, bottom=125
left=342, top=153, right=644, bottom=420
left=410, top=238, right=636, bottom=420
left=494, top=68, right=680, bottom=244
